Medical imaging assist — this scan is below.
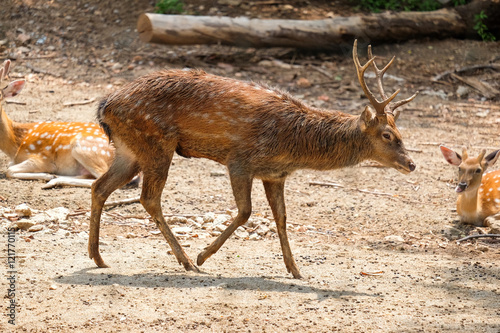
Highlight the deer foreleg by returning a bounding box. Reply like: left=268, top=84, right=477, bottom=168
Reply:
left=263, top=179, right=303, bottom=279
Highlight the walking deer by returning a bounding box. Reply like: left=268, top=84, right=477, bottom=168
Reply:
left=440, top=146, right=500, bottom=226
left=89, top=40, right=418, bottom=278
left=0, top=60, right=114, bottom=188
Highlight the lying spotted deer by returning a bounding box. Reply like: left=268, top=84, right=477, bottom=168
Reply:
left=89, top=40, right=418, bottom=278
left=440, top=146, right=500, bottom=226
left=0, top=60, right=114, bottom=188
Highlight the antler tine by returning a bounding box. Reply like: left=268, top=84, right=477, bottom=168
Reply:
left=367, top=45, right=396, bottom=100
left=389, top=91, right=419, bottom=112
left=353, top=40, right=398, bottom=115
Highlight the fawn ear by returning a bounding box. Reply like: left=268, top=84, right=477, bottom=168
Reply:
left=440, top=145, right=462, bottom=166
left=483, top=149, right=500, bottom=170
left=3, top=79, right=25, bottom=98
left=359, top=106, right=376, bottom=131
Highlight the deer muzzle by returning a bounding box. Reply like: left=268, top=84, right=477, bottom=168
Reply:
left=455, top=182, right=467, bottom=193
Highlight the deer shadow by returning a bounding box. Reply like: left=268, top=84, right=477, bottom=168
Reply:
left=55, top=267, right=375, bottom=300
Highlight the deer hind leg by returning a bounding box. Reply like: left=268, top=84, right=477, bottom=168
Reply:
left=139, top=151, right=198, bottom=272
left=197, top=173, right=253, bottom=266
left=89, top=153, right=140, bottom=268
left=484, top=213, right=500, bottom=229
left=263, top=179, right=303, bottom=279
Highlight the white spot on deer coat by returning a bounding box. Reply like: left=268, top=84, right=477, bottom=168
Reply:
left=29, top=144, right=35, bottom=150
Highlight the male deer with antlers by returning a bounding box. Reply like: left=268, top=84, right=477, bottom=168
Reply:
left=89, top=40, right=418, bottom=278
left=0, top=60, right=114, bottom=188
left=440, top=146, right=500, bottom=227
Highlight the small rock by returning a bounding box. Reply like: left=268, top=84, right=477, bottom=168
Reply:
left=17, top=33, right=31, bottom=44
left=203, top=212, right=215, bottom=223
left=255, top=224, right=270, bottom=236
left=28, top=224, right=44, bottom=232
left=248, top=233, right=260, bottom=241
left=384, top=235, right=405, bottom=243
left=213, top=214, right=230, bottom=226
left=49, top=284, right=58, bottom=290
left=15, top=203, right=33, bottom=217
left=111, top=62, right=123, bottom=71
left=442, top=225, right=463, bottom=239
left=296, top=77, right=312, bottom=88
left=172, top=226, right=192, bottom=235
left=234, top=227, right=249, bottom=239
left=215, top=224, right=227, bottom=232
left=210, top=230, right=222, bottom=236
left=126, top=233, right=136, bottom=238
left=168, top=216, right=188, bottom=224
left=45, top=207, right=70, bottom=222
left=12, top=219, right=35, bottom=231
left=54, top=229, right=70, bottom=237
left=456, top=85, right=469, bottom=98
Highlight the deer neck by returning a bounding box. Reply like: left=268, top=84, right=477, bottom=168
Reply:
left=277, top=108, right=370, bottom=170
left=457, top=188, right=481, bottom=223
left=0, top=107, right=29, bottom=159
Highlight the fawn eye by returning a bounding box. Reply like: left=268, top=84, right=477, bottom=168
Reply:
left=382, top=133, right=391, bottom=141
left=475, top=168, right=482, bottom=174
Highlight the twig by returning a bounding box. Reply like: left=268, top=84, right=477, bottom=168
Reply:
left=25, top=63, right=61, bottom=77
left=456, top=234, right=500, bottom=243
left=0, top=194, right=6, bottom=201
left=309, top=182, right=397, bottom=198
left=309, top=65, right=333, bottom=79
left=406, top=147, right=423, bottom=153
left=5, top=100, right=27, bottom=105
left=63, top=98, right=96, bottom=107
left=104, top=196, right=141, bottom=208
left=68, top=210, right=89, bottom=217
left=433, top=64, right=500, bottom=81
left=356, top=189, right=394, bottom=197
left=360, top=271, right=384, bottom=276
left=309, top=181, right=344, bottom=188
left=419, top=142, right=441, bottom=146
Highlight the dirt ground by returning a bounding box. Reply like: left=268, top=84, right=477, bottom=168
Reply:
left=1, top=1, right=500, bottom=332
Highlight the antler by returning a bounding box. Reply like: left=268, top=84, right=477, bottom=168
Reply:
left=353, top=40, right=399, bottom=116
left=0, top=60, right=11, bottom=89
left=354, top=40, right=419, bottom=118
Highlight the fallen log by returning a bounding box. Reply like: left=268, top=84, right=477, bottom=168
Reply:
left=137, top=1, right=499, bottom=49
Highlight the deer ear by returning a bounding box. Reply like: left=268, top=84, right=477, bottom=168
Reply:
left=483, top=149, right=500, bottom=170
left=359, top=106, right=376, bottom=131
left=3, top=79, right=25, bottom=98
left=393, top=110, right=400, bottom=122
left=440, top=145, right=462, bottom=166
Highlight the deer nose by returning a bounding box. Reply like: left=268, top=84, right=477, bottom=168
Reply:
left=408, top=161, right=416, bottom=172
left=456, top=182, right=467, bottom=193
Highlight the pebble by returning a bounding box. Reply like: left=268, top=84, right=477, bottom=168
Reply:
left=15, top=203, right=33, bottom=217
left=28, top=224, right=44, bottom=232
left=384, top=235, right=405, bottom=243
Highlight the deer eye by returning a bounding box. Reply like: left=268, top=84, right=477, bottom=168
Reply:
left=382, top=133, right=392, bottom=141
left=475, top=168, right=482, bottom=174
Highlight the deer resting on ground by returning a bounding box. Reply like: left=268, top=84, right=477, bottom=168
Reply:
left=0, top=60, right=115, bottom=189
left=440, top=146, right=500, bottom=227
left=89, top=40, right=418, bottom=278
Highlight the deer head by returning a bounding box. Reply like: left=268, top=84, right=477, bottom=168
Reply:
left=440, top=146, right=500, bottom=193
left=353, top=40, right=418, bottom=174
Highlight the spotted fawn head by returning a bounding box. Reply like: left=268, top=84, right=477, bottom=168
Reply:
left=440, top=145, right=500, bottom=194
